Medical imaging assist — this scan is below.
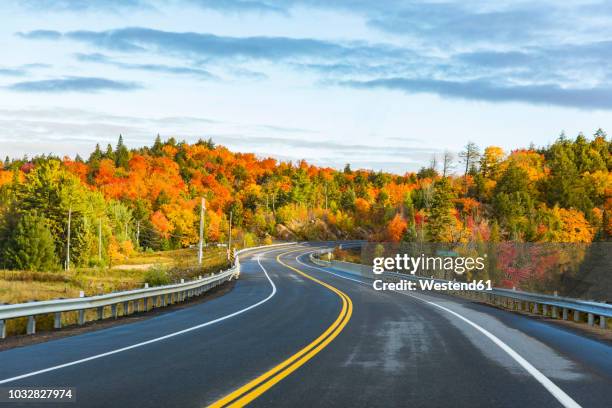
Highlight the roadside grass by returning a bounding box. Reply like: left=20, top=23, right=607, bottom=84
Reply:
left=330, top=246, right=362, bottom=264
left=0, top=247, right=231, bottom=336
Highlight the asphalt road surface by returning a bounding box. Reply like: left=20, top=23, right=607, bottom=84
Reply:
left=0, top=243, right=610, bottom=407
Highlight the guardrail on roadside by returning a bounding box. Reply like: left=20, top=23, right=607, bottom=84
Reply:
left=0, top=242, right=297, bottom=339
left=309, top=250, right=612, bottom=330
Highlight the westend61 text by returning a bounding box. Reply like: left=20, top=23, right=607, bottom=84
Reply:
left=373, top=279, right=493, bottom=291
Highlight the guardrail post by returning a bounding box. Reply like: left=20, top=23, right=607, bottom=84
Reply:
left=78, top=309, right=85, bottom=325
left=54, top=312, right=62, bottom=329
left=123, top=301, right=129, bottom=316
left=0, top=320, right=5, bottom=339
left=542, top=304, right=548, bottom=316
left=162, top=294, right=167, bottom=307
left=600, top=317, right=607, bottom=329
left=111, top=304, right=118, bottom=319
left=562, top=308, right=568, bottom=320
left=97, top=306, right=104, bottom=320
left=587, top=313, right=594, bottom=326
left=532, top=303, right=539, bottom=314
left=517, top=301, right=522, bottom=311
left=574, top=310, right=580, bottom=322
left=27, top=316, right=36, bottom=335
left=552, top=306, right=558, bottom=319
left=144, top=298, right=150, bottom=311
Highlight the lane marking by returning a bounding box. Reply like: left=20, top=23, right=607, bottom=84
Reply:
left=297, top=252, right=582, bottom=408
left=209, top=248, right=353, bottom=408
left=0, top=249, right=283, bottom=385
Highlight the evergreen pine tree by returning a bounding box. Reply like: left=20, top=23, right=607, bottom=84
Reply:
left=104, top=144, right=115, bottom=161
left=115, top=134, right=130, bottom=169
left=88, top=143, right=103, bottom=163
left=152, top=135, right=163, bottom=156
left=5, top=213, right=59, bottom=271
left=427, top=178, right=455, bottom=242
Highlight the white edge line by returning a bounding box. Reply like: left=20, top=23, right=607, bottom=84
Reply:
left=296, top=252, right=582, bottom=408
left=0, top=250, right=279, bottom=385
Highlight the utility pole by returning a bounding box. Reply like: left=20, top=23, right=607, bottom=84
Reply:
left=66, top=205, right=72, bottom=271
left=198, top=197, right=206, bottom=265
left=227, top=211, right=233, bottom=261
left=98, top=218, right=102, bottom=261
left=324, top=184, right=328, bottom=210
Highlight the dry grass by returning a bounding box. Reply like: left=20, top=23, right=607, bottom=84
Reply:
left=0, top=247, right=230, bottom=335
left=0, top=248, right=228, bottom=304
left=0, top=248, right=228, bottom=334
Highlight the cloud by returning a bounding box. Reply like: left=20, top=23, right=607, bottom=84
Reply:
left=368, top=3, right=555, bottom=45
left=12, top=0, right=288, bottom=14
left=8, top=76, right=142, bottom=93
left=13, top=3, right=612, bottom=110
left=186, top=0, right=287, bottom=14
left=0, top=67, right=26, bottom=76
left=0, top=63, right=51, bottom=77
left=342, top=78, right=612, bottom=110
left=13, top=0, right=148, bottom=12
left=16, top=29, right=62, bottom=40
left=74, top=52, right=216, bottom=79
left=19, top=27, right=403, bottom=61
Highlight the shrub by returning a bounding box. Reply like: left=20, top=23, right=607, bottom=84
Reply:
left=143, top=265, right=171, bottom=286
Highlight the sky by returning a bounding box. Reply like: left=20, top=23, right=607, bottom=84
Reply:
left=1, top=0, right=612, bottom=173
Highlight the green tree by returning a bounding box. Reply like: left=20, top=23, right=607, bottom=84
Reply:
left=340, top=188, right=356, bottom=211
left=104, top=144, right=115, bottom=161
left=115, top=134, right=130, bottom=169
left=544, top=139, right=592, bottom=213
left=152, top=134, right=163, bottom=156
left=5, top=213, right=59, bottom=271
left=492, top=163, right=534, bottom=239
left=427, top=178, right=455, bottom=242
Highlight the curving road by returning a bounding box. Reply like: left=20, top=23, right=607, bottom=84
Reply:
left=0, top=243, right=610, bottom=407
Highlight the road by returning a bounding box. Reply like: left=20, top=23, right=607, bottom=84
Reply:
left=0, top=243, right=610, bottom=407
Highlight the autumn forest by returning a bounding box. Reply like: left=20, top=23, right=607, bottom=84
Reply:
left=0, top=131, right=610, bottom=272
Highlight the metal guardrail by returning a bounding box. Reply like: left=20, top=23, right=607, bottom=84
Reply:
left=0, top=242, right=297, bottom=339
left=310, top=250, right=612, bottom=329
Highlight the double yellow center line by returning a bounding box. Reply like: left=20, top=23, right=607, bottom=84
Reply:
left=209, top=248, right=353, bottom=407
